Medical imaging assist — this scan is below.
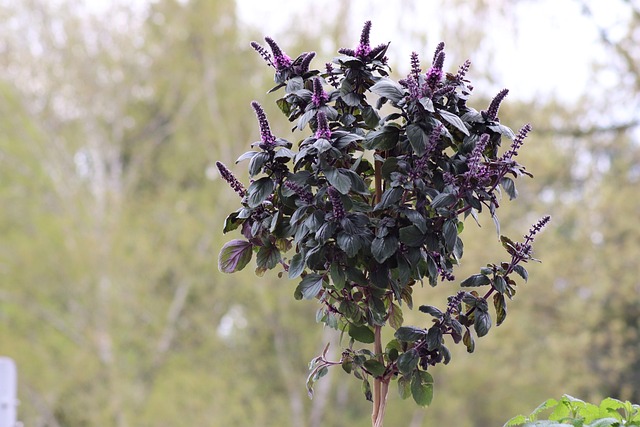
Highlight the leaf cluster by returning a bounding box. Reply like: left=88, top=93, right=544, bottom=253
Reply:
left=505, top=395, right=640, bottom=427
left=218, top=22, right=547, bottom=407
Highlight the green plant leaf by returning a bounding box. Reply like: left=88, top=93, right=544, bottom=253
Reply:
left=513, top=265, right=529, bottom=282
left=407, top=123, right=429, bottom=156
left=461, top=274, right=491, bottom=287
left=399, top=225, right=425, bottom=247
left=397, top=348, right=419, bottom=375
left=325, top=168, right=352, bottom=194
left=494, top=293, right=507, bottom=326
left=388, top=303, right=403, bottom=330
left=411, top=370, right=434, bottom=407
left=438, top=109, right=470, bottom=136
left=398, top=375, right=411, bottom=400
left=443, top=219, right=458, bottom=252
left=218, top=240, right=253, bottom=273
left=372, top=235, right=398, bottom=263
left=349, top=324, right=375, bottom=344
left=363, top=359, right=386, bottom=377
left=247, top=177, right=275, bottom=208
left=361, top=378, right=373, bottom=402
left=474, top=310, right=492, bottom=337
left=256, top=243, right=281, bottom=269
left=370, top=78, right=405, bottom=103
left=501, top=177, right=518, bottom=200
left=288, top=253, right=305, bottom=279
left=295, top=274, right=324, bottom=300
left=494, top=275, right=508, bottom=293
left=248, top=152, right=270, bottom=177
left=395, top=326, right=426, bottom=342
left=364, top=125, right=400, bottom=150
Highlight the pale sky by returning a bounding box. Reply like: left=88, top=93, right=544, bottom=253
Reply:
left=235, top=0, right=630, bottom=103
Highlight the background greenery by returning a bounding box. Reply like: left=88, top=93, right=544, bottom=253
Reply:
left=0, top=0, right=638, bottom=426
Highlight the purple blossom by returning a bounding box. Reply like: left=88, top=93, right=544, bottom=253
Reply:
left=410, top=51, right=422, bottom=80
left=298, top=51, right=316, bottom=74
left=216, top=161, right=246, bottom=198
left=250, top=41, right=272, bottom=66
left=502, top=123, right=532, bottom=160
left=432, top=42, right=445, bottom=64
left=525, top=215, right=551, bottom=244
left=311, top=78, right=329, bottom=107
left=483, top=88, right=509, bottom=121
left=465, top=134, right=490, bottom=182
left=315, top=111, right=332, bottom=140
left=251, top=101, right=277, bottom=149
left=355, top=20, right=372, bottom=58
left=426, top=49, right=445, bottom=90
left=325, top=63, right=339, bottom=88
left=456, top=59, right=471, bottom=82
left=284, top=181, right=313, bottom=204
left=327, top=187, right=346, bottom=220
left=264, top=36, right=292, bottom=69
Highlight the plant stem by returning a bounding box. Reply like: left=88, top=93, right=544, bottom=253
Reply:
left=371, top=154, right=388, bottom=427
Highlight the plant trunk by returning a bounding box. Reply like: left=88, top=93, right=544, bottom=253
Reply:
left=371, top=325, right=389, bottom=427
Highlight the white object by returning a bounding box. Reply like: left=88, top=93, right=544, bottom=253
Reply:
left=0, top=357, right=17, bottom=427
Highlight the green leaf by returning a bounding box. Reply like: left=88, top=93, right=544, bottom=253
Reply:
left=247, top=177, right=275, bottom=208
left=337, top=232, right=362, bottom=258
left=463, top=328, right=475, bottom=353
left=395, top=326, right=426, bottom=342
left=493, top=293, right=507, bottom=326
left=399, top=225, right=425, bottom=247
left=363, top=359, right=386, bottom=377
left=474, top=310, right=492, bottom=337
left=438, top=109, right=470, bottom=136
left=398, top=375, right=411, bottom=400
left=388, top=303, right=403, bottom=330
left=443, top=220, right=458, bottom=252
left=248, top=152, right=270, bottom=177
left=431, top=192, right=457, bottom=209
left=329, top=263, right=346, bottom=290
left=325, top=168, right=352, bottom=194
left=461, top=274, right=491, bottom=287
left=288, top=253, right=305, bottom=279
left=407, top=124, right=429, bottom=156
left=397, top=348, right=419, bottom=375
left=364, top=125, right=400, bottom=150
left=295, top=274, right=324, bottom=300
left=494, top=275, right=507, bottom=293
left=362, top=105, right=381, bottom=128
left=419, top=305, right=443, bottom=318
left=370, top=78, right=405, bottom=103
left=500, top=177, right=518, bottom=200
left=256, top=243, right=281, bottom=270
left=361, top=378, right=373, bottom=402
left=411, top=371, right=434, bottom=407
left=375, top=187, right=403, bottom=210
left=513, top=265, right=529, bottom=282
left=372, top=235, right=398, bottom=264
left=426, top=326, right=443, bottom=351
left=349, top=324, right=375, bottom=344
left=218, top=240, right=253, bottom=273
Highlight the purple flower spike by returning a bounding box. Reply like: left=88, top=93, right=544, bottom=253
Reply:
left=284, top=181, right=314, bottom=204
left=502, top=123, right=532, bottom=160
left=410, top=51, right=422, bottom=80
left=355, top=20, right=372, bottom=57
left=315, top=111, right=332, bottom=140
left=327, top=186, right=346, bottom=220
left=264, top=36, right=292, bottom=69
left=325, top=63, right=339, bottom=88
left=298, top=51, right=316, bottom=74
left=251, top=101, right=277, bottom=149
left=483, top=88, right=509, bottom=121
left=432, top=42, right=445, bottom=63
left=426, top=48, right=445, bottom=90
left=456, top=59, right=471, bottom=82
left=216, top=161, right=246, bottom=198
left=311, top=78, right=329, bottom=107
left=250, top=41, right=273, bottom=67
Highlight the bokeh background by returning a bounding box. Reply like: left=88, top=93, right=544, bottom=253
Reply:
left=0, top=0, right=638, bottom=426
